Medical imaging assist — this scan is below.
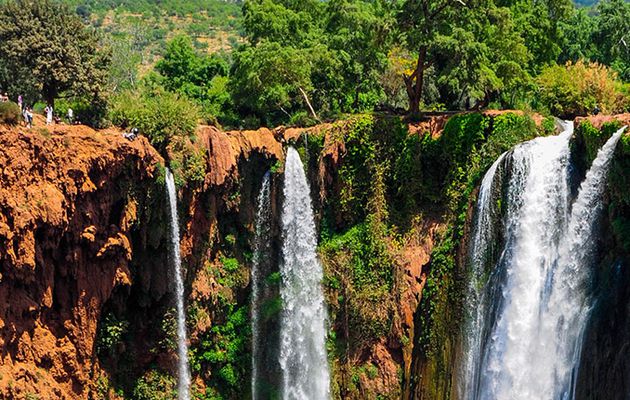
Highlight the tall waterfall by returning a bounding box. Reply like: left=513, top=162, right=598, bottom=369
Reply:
left=458, top=152, right=506, bottom=399
left=279, top=147, right=330, bottom=400
left=251, top=172, right=272, bottom=400
left=165, top=169, right=191, bottom=400
left=461, top=124, right=626, bottom=400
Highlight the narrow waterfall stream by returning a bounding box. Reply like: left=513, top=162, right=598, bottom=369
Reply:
left=251, top=172, right=272, bottom=400
left=461, top=124, right=627, bottom=400
left=279, top=147, right=330, bottom=400
left=165, top=169, right=191, bottom=400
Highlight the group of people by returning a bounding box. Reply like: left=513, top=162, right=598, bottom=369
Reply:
left=0, top=89, right=77, bottom=129
left=2, top=89, right=140, bottom=140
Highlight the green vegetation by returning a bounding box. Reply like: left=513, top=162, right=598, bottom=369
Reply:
left=316, top=112, right=545, bottom=397
left=132, top=369, right=177, bottom=400
left=109, top=86, right=199, bottom=148
left=0, top=101, right=20, bottom=125
left=188, top=252, right=251, bottom=399
left=537, top=61, right=627, bottom=118
left=156, top=35, right=233, bottom=125
left=0, top=0, right=108, bottom=110
left=63, top=0, right=241, bottom=63
left=1, top=0, right=629, bottom=133
left=193, top=305, right=250, bottom=398
left=96, top=313, right=129, bottom=355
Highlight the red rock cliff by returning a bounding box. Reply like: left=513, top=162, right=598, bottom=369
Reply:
left=0, top=124, right=162, bottom=399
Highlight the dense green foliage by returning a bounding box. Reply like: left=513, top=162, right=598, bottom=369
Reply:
left=537, top=61, right=626, bottom=118
left=187, top=253, right=251, bottom=400
left=228, top=0, right=393, bottom=125
left=1, top=0, right=629, bottom=131
left=0, top=0, right=109, bottom=108
left=560, top=0, right=630, bottom=81
left=108, top=86, right=200, bottom=148
left=132, top=370, right=177, bottom=400
left=156, top=35, right=233, bottom=124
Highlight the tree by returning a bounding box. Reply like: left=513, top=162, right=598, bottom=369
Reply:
left=325, top=0, right=394, bottom=110
left=107, top=36, right=142, bottom=92
left=592, top=0, right=630, bottom=81
left=156, top=35, right=231, bottom=124
left=537, top=60, right=625, bottom=118
left=242, top=0, right=323, bottom=47
left=0, top=0, right=109, bottom=107
left=156, top=36, right=228, bottom=94
left=559, top=8, right=596, bottom=64
left=229, top=41, right=313, bottom=124
left=236, top=0, right=397, bottom=124
left=397, top=0, right=471, bottom=116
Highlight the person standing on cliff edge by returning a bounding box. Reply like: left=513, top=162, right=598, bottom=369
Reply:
left=45, top=104, right=53, bottom=125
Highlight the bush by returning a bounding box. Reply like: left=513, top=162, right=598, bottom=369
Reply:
left=55, top=97, right=109, bottom=128
left=96, top=313, right=128, bottom=355
left=108, top=88, right=200, bottom=149
left=0, top=101, right=20, bottom=125
left=537, top=60, right=626, bottom=118
left=132, top=370, right=176, bottom=400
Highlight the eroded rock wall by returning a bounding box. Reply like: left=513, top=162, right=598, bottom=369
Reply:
left=0, top=125, right=162, bottom=399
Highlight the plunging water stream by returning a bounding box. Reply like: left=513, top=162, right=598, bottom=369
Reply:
left=165, top=169, right=191, bottom=400
left=461, top=124, right=627, bottom=400
left=279, top=147, right=330, bottom=400
left=251, top=172, right=272, bottom=400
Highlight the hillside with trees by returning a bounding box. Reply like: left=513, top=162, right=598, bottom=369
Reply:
left=1, top=0, right=629, bottom=138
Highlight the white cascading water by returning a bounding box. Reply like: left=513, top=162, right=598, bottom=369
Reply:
left=462, top=124, right=627, bottom=400
left=279, top=147, right=330, bottom=400
left=458, top=152, right=506, bottom=399
left=478, top=124, right=574, bottom=399
left=251, top=172, right=272, bottom=400
left=538, top=125, right=628, bottom=398
left=165, top=169, right=191, bottom=400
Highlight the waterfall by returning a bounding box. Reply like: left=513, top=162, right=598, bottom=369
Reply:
left=251, top=172, right=272, bottom=400
left=539, top=126, right=628, bottom=397
left=462, top=124, right=627, bottom=400
left=458, top=152, right=506, bottom=399
left=279, top=147, right=330, bottom=400
left=165, top=169, right=191, bottom=400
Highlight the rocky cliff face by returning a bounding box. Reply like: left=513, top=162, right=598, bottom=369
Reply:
left=0, top=122, right=286, bottom=399
left=0, top=124, right=161, bottom=399
left=2, top=111, right=601, bottom=400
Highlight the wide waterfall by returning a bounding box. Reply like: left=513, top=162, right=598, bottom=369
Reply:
left=251, top=172, right=272, bottom=400
left=165, top=169, right=191, bottom=400
left=461, top=124, right=627, bottom=400
left=279, top=147, right=330, bottom=400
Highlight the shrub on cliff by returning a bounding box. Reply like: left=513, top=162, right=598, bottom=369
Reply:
left=108, top=87, right=199, bottom=149
left=0, top=101, right=20, bottom=125
left=537, top=61, right=626, bottom=118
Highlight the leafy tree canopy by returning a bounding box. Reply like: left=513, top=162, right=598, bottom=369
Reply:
left=0, top=0, right=109, bottom=106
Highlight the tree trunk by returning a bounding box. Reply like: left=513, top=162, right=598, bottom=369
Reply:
left=299, top=87, right=319, bottom=121
left=43, top=84, right=56, bottom=108
left=406, top=47, right=427, bottom=118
